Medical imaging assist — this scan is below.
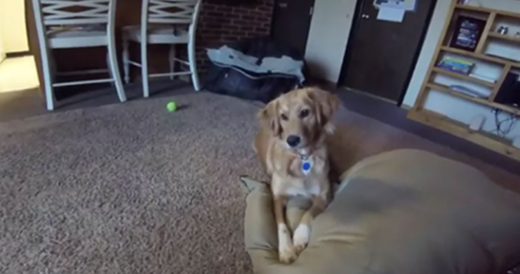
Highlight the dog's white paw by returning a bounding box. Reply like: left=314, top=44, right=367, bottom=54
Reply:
left=278, top=224, right=298, bottom=264
left=293, top=224, right=310, bottom=254
left=279, top=244, right=298, bottom=264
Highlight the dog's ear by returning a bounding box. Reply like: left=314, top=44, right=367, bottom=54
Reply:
left=258, top=100, right=282, bottom=137
left=307, top=88, right=341, bottom=133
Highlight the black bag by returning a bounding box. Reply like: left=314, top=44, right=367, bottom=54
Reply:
left=204, top=37, right=308, bottom=103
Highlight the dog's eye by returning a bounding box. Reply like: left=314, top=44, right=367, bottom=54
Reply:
left=281, top=113, right=288, bottom=121
left=299, top=109, right=310, bottom=118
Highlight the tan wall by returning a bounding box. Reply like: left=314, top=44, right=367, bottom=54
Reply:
left=304, top=0, right=357, bottom=83
left=0, top=35, right=6, bottom=61
left=0, top=0, right=29, bottom=53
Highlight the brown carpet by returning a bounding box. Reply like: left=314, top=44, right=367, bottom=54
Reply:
left=0, top=92, right=519, bottom=274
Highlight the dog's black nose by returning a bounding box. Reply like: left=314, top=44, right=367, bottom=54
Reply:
left=286, top=135, right=301, bottom=147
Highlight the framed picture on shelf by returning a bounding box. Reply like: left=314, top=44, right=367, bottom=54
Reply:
left=450, top=16, right=486, bottom=51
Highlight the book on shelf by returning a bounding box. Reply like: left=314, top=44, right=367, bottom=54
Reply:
left=437, top=56, right=474, bottom=75
left=469, top=73, right=497, bottom=83
left=449, top=84, right=491, bottom=98
left=437, top=65, right=471, bottom=75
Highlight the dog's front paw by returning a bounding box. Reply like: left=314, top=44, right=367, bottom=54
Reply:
left=293, top=224, right=310, bottom=254
left=279, top=245, right=298, bottom=264
left=278, top=224, right=298, bottom=264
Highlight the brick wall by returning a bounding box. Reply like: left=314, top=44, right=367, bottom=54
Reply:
left=196, top=0, right=275, bottom=71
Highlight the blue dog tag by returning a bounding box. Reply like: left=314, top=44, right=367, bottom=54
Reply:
left=301, top=159, right=313, bottom=175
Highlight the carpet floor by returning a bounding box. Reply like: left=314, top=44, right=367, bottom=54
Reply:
left=1, top=92, right=519, bottom=274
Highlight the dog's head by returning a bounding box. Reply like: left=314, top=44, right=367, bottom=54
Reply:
left=259, top=87, right=341, bottom=155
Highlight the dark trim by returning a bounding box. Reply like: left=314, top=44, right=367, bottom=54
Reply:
left=300, top=0, right=314, bottom=57
left=396, top=0, right=437, bottom=106
left=270, top=0, right=315, bottom=57
left=336, top=0, right=364, bottom=88
left=6, top=52, right=31, bottom=58
left=269, top=0, right=278, bottom=39
left=337, top=0, right=438, bottom=106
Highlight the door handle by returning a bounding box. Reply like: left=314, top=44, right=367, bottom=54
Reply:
left=278, top=3, right=288, bottom=8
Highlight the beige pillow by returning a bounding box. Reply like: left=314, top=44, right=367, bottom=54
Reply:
left=244, top=149, right=520, bottom=274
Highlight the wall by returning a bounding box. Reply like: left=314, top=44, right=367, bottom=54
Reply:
left=0, top=0, right=29, bottom=53
left=196, top=0, right=274, bottom=71
left=303, top=0, right=520, bottom=141
left=304, top=0, right=357, bottom=83
left=46, top=0, right=274, bottom=78
left=24, top=0, right=274, bottom=98
left=0, top=36, right=5, bottom=62
left=304, top=0, right=520, bottom=103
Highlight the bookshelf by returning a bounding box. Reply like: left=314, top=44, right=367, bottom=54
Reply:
left=431, top=67, right=497, bottom=87
left=488, top=32, right=520, bottom=43
left=409, top=1, right=520, bottom=160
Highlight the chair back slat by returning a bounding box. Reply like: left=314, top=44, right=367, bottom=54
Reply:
left=147, top=0, right=198, bottom=24
left=40, top=0, right=111, bottom=26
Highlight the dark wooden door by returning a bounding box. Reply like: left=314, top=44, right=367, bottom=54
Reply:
left=340, top=0, right=436, bottom=103
left=271, top=0, right=315, bottom=56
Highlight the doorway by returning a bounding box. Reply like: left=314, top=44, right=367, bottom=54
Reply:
left=0, top=0, right=43, bottom=122
left=271, top=0, right=315, bottom=56
left=339, top=0, right=436, bottom=104
left=0, top=0, right=39, bottom=94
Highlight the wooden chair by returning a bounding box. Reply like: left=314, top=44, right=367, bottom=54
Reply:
left=122, top=0, right=201, bottom=98
left=32, top=0, right=127, bottom=111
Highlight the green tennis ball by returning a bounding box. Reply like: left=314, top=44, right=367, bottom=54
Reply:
left=166, top=101, right=177, bottom=112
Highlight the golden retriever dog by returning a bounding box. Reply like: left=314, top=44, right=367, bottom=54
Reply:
left=254, top=87, right=341, bottom=263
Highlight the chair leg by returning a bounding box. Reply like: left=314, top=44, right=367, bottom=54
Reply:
left=169, top=45, right=176, bottom=80
left=42, top=68, right=55, bottom=111
left=105, top=52, right=114, bottom=86
left=141, top=41, right=150, bottom=98
left=123, top=38, right=131, bottom=84
left=188, top=40, right=200, bottom=91
left=39, top=49, right=56, bottom=111
left=108, top=40, right=127, bottom=102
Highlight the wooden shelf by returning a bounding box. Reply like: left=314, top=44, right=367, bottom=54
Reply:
left=456, top=4, right=520, bottom=19
left=410, top=2, right=520, bottom=161
left=488, top=32, right=520, bottom=44
left=426, top=83, right=520, bottom=116
left=408, top=109, right=520, bottom=161
left=432, top=67, right=496, bottom=87
left=440, top=46, right=520, bottom=67
left=427, top=83, right=489, bottom=104
left=455, top=4, right=491, bottom=14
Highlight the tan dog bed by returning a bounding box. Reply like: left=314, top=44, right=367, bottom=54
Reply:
left=244, top=149, right=520, bottom=274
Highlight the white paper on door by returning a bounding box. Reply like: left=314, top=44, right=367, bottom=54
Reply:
left=377, top=7, right=406, bottom=22
left=373, top=0, right=416, bottom=23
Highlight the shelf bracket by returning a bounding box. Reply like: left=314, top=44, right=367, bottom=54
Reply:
left=475, top=12, right=496, bottom=54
